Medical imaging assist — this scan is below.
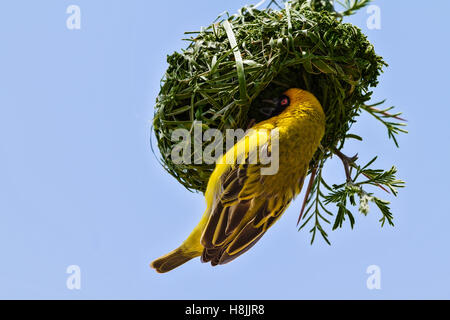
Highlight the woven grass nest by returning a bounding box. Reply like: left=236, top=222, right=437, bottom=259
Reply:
left=153, top=0, right=386, bottom=193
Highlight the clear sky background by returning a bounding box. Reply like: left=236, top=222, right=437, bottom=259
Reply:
left=0, top=0, right=449, bottom=299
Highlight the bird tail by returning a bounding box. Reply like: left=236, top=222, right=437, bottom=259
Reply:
left=151, top=247, right=200, bottom=273
left=151, top=210, right=209, bottom=273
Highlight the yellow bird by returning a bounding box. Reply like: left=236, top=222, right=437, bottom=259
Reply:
left=151, top=88, right=325, bottom=273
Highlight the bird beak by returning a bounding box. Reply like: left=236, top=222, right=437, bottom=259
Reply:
left=260, top=97, right=280, bottom=117
left=262, top=97, right=280, bottom=106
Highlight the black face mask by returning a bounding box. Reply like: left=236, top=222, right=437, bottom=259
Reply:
left=259, top=95, right=291, bottom=117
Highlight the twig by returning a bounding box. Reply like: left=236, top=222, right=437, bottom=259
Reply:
left=297, top=165, right=317, bottom=226
left=333, top=148, right=358, bottom=182
left=362, top=172, right=390, bottom=194
left=266, top=0, right=282, bottom=9
left=369, top=106, right=407, bottom=122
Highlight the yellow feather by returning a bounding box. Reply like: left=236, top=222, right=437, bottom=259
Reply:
left=151, top=88, right=325, bottom=273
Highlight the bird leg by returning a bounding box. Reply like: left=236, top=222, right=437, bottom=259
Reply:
left=246, top=118, right=257, bottom=129
left=333, top=148, right=358, bottom=183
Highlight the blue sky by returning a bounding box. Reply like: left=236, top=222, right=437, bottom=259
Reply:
left=0, top=0, right=449, bottom=299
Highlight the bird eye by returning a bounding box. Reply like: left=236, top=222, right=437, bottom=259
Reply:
left=279, top=95, right=290, bottom=107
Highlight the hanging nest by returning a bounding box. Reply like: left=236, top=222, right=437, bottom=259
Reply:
left=153, top=0, right=386, bottom=193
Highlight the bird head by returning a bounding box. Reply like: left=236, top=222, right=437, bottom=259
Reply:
left=260, top=88, right=324, bottom=118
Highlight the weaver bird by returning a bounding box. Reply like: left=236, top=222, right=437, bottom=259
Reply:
left=151, top=88, right=325, bottom=273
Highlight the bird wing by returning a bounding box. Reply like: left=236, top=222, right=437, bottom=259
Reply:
left=200, top=125, right=296, bottom=266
